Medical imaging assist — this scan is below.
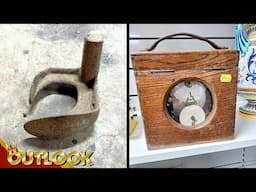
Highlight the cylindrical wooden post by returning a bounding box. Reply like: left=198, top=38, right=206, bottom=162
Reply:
left=80, top=31, right=103, bottom=88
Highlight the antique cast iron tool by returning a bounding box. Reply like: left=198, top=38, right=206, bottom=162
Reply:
left=24, top=31, right=103, bottom=139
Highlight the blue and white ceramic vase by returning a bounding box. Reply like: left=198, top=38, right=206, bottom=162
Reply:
left=236, top=24, right=256, bottom=118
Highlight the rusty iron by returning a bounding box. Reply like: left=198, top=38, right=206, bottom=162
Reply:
left=24, top=31, right=103, bottom=139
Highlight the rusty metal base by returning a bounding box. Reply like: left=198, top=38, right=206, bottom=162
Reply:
left=24, top=68, right=99, bottom=139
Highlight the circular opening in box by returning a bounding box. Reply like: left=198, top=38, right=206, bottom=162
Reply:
left=165, top=79, right=213, bottom=129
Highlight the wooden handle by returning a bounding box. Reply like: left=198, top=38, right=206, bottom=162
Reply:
left=81, top=31, right=103, bottom=88
left=145, top=33, right=228, bottom=51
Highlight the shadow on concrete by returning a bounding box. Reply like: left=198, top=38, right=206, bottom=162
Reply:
left=22, top=125, right=94, bottom=150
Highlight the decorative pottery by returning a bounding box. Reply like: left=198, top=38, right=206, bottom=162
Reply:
left=236, top=24, right=256, bottom=118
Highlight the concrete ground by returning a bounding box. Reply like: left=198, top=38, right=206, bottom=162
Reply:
left=0, top=24, right=127, bottom=168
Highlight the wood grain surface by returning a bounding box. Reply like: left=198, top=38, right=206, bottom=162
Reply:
left=132, top=50, right=239, bottom=149
left=132, top=50, right=238, bottom=71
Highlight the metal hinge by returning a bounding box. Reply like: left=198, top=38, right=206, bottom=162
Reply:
left=203, top=66, right=232, bottom=70
left=147, top=69, right=175, bottom=73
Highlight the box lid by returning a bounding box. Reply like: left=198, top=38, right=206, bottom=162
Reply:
left=131, top=33, right=239, bottom=71
left=131, top=49, right=239, bottom=71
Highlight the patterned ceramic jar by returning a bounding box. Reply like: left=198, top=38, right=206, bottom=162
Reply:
left=236, top=24, right=256, bottom=117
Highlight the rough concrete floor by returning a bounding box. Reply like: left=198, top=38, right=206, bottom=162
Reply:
left=0, top=24, right=127, bottom=168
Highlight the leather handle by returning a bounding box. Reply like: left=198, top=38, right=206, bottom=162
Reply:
left=145, top=33, right=228, bottom=51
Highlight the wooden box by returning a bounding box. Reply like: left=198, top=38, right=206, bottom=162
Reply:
left=131, top=33, right=239, bottom=149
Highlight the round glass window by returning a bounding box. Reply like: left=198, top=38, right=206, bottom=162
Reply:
left=165, top=80, right=213, bottom=128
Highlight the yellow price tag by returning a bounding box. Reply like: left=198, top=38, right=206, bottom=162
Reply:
left=220, top=74, right=232, bottom=83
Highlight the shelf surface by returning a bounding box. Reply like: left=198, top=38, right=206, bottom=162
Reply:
left=130, top=98, right=256, bottom=165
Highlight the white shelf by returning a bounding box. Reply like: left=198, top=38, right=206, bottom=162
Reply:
left=130, top=97, right=256, bottom=165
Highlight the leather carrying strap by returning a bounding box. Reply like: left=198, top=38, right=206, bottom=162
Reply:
left=145, top=32, right=228, bottom=51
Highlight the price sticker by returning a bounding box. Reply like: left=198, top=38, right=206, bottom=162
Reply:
left=220, top=74, right=232, bottom=83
